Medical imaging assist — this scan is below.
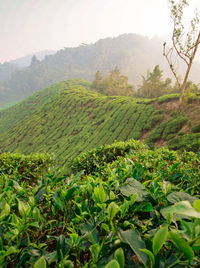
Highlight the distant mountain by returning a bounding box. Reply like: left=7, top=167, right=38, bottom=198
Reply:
left=0, top=33, right=200, bottom=107
left=0, top=50, right=56, bottom=84
left=10, top=50, right=56, bottom=68
left=0, top=62, right=18, bottom=82
left=1, top=79, right=200, bottom=173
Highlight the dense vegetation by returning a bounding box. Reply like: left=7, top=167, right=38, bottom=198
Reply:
left=0, top=79, right=200, bottom=174
left=1, top=140, right=200, bottom=267
left=92, top=68, right=134, bottom=96
left=1, top=33, right=200, bottom=108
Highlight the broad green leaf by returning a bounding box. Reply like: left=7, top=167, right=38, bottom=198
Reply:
left=140, top=249, right=155, bottom=267
left=119, top=229, right=148, bottom=266
left=99, top=184, right=106, bottom=203
left=137, top=202, right=153, bottom=212
left=153, top=226, right=168, bottom=255
left=107, top=202, right=119, bottom=221
left=80, top=222, right=99, bottom=243
left=167, top=192, right=197, bottom=204
left=120, top=178, right=149, bottom=201
left=120, top=201, right=130, bottom=218
left=44, top=251, right=57, bottom=265
left=105, top=259, right=120, bottom=268
left=169, top=231, right=194, bottom=260
left=54, top=196, right=64, bottom=211
left=56, top=234, right=67, bottom=259
left=18, top=200, right=28, bottom=217
left=193, top=200, right=200, bottom=212
left=32, top=207, right=41, bottom=221
left=110, top=190, right=116, bottom=200
left=65, top=187, right=76, bottom=202
left=90, top=244, right=101, bottom=263
left=161, top=201, right=200, bottom=218
left=33, top=256, right=47, bottom=268
left=4, top=203, right=10, bottom=216
left=94, top=185, right=106, bottom=203
left=114, top=248, right=125, bottom=268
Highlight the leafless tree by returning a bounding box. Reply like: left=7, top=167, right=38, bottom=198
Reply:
left=163, top=0, right=200, bottom=107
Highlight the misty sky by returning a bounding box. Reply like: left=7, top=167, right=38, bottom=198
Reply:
left=0, top=0, right=200, bottom=63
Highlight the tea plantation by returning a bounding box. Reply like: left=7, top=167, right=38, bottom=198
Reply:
left=1, top=140, right=200, bottom=267
left=0, top=79, right=200, bottom=174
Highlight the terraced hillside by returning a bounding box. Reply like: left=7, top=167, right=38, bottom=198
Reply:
left=0, top=79, right=200, bottom=173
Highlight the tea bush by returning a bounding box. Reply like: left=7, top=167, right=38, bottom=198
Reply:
left=0, top=152, right=53, bottom=181
left=1, top=141, right=200, bottom=267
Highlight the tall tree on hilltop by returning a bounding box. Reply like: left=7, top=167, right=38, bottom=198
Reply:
left=92, top=67, right=134, bottom=96
left=163, top=0, right=200, bottom=107
left=137, top=65, right=172, bottom=98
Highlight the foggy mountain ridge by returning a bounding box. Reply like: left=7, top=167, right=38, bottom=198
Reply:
left=0, top=33, right=200, bottom=107
left=0, top=50, right=56, bottom=83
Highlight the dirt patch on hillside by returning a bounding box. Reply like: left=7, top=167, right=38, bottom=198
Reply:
left=151, top=99, right=180, bottom=111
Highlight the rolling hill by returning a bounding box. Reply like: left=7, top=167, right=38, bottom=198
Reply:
left=1, top=33, right=200, bottom=108
left=0, top=79, right=200, bottom=173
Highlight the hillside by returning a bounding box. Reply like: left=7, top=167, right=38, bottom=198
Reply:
left=0, top=79, right=200, bottom=173
left=1, top=33, right=200, bottom=108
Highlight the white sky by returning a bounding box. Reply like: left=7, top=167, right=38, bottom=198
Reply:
left=0, top=0, right=200, bottom=63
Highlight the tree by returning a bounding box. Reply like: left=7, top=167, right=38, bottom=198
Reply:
left=31, top=55, right=40, bottom=66
left=163, top=0, right=200, bottom=106
left=92, top=67, right=134, bottom=96
left=92, top=70, right=103, bottom=90
left=137, top=65, right=172, bottom=98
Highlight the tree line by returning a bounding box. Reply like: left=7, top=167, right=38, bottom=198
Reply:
left=92, top=65, right=200, bottom=98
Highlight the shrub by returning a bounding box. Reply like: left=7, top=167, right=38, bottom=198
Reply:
left=71, top=139, right=148, bottom=174
left=162, top=116, right=188, bottom=140
left=0, top=152, right=53, bottom=181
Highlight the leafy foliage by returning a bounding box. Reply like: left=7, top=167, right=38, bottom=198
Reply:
left=0, top=152, right=53, bottom=181
left=92, top=68, right=134, bottom=96
left=1, top=140, right=200, bottom=267
left=137, top=65, right=173, bottom=98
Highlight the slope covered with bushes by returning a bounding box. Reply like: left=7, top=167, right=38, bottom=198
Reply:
left=1, top=140, right=200, bottom=267
left=0, top=80, right=200, bottom=173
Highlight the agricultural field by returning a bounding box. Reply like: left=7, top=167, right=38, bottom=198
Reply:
left=0, top=79, right=200, bottom=174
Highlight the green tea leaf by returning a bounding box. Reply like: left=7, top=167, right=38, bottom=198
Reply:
left=105, top=259, right=120, bottom=268
left=54, top=196, right=64, bottom=211
left=193, top=200, right=200, bottom=212
left=120, top=178, right=149, bottom=201
left=114, top=248, right=125, bottom=268
left=90, top=244, right=100, bottom=263
left=167, top=192, right=197, bottom=204
left=107, top=202, right=119, bottom=221
left=99, top=184, right=106, bottom=203
left=161, top=201, right=200, bottom=218
left=169, top=231, right=194, bottom=260
left=140, top=249, right=155, bottom=267
left=18, top=200, right=28, bottom=217
left=65, top=187, right=76, bottom=202
left=33, top=256, right=47, bottom=268
left=4, top=203, right=10, bottom=216
left=119, top=229, right=148, bottom=266
left=153, top=226, right=168, bottom=255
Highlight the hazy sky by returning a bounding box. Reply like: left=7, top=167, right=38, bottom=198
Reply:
left=0, top=0, right=200, bottom=63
